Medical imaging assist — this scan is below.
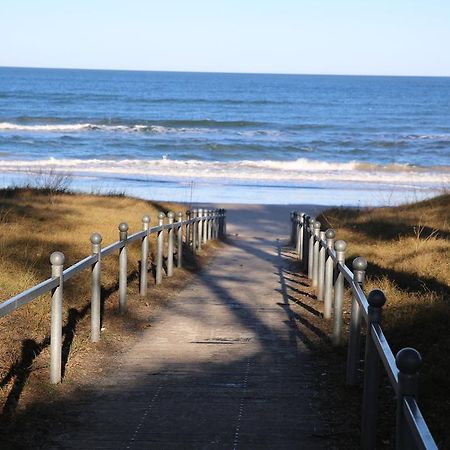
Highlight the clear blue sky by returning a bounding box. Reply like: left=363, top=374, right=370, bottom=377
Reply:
left=1, top=0, right=449, bottom=76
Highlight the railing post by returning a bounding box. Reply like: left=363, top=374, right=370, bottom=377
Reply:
left=296, top=213, right=304, bottom=261
left=140, top=215, right=150, bottom=296
left=167, top=211, right=175, bottom=277
left=50, top=251, right=64, bottom=384
left=302, top=215, right=310, bottom=272
left=317, top=230, right=326, bottom=301
left=395, top=348, right=422, bottom=450
left=186, top=210, right=191, bottom=250
left=90, top=233, right=102, bottom=342
left=222, top=208, right=227, bottom=238
left=198, top=208, right=203, bottom=250
left=332, top=239, right=347, bottom=346
left=156, top=212, right=165, bottom=284
left=307, top=217, right=315, bottom=278
left=290, top=211, right=296, bottom=244
left=192, top=209, right=197, bottom=254
left=346, top=256, right=367, bottom=385
left=312, top=221, right=321, bottom=287
left=118, top=222, right=128, bottom=314
left=361, top=289, right=386, bottom=450
left=218, top=209, right=224, bottom=239
left=177, top=211, right=183, bottom=268
left=203, top=209, right=208, bottom=244
left=323, top=228, right=335, bottom=319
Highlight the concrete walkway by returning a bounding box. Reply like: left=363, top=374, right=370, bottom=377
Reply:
left=51, top=205, right=331, bottom=449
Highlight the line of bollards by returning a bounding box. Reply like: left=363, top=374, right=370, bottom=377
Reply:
left=290, top=212, right=436, bottom=450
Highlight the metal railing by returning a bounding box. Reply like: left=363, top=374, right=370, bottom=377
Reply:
left=290, top=211, right=438, bottom=450
left=0, top=207, right=226, bottom=384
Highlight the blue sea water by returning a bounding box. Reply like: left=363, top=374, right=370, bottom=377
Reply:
left=0, top=67, right=449, bottom=205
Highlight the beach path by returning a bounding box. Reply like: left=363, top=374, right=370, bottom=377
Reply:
left=50, top=204, right=332, bottom=449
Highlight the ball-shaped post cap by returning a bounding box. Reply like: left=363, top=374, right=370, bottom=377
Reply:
left=314, top=221, right=321, bottom=230
left=90, top=232, right=102, bottom=245
left=367, top=289, right=386, bottom=308
left=325, top=228, right=336, bottom=239
left=50, top=251, right=65, bottom=266
left=353, top=256, right=367, bottom=271
left=118, top=222, right=129, bottom=232
left=396, top=348, right=422, bottom=374
left=178, top=211, right=183, bottom=217
left=335, top=240, right=347, bottom=252
left=158, top=211, right=166, bottom=219
left=309, top=217, right=315, bottom=225
left=167, top=211, right=175, bottom=219
left=142, top=215, right=150, bottom=224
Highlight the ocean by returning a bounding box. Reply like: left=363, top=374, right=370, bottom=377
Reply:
left=0, top=67, right=449, bottom=205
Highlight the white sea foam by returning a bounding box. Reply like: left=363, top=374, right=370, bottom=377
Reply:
left=0, top=157, right=448, bottom=187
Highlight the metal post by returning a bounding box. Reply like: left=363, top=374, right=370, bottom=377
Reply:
left=361, top=289, right=386, bottom=450
left=218, top=209, right=224, bottom=239
left=332, top=239, right=347, bottom=346
left=156, top=212, right=165, bottom=284
left=214, top=210, right=218, bottom=239
left=302, top=215, right=310, bottom=272
left=186, top=210, right=191, bottom=249
left=203, top=209, right=208, bottom=244
left=395, top=348, right=422, bottom=450
left=296, top=213, right=304, bottom=261
left=167, top=211, right=175, bottom=277
left=223, top=208, right=227, bottom=238
left=50, top=251, right=64, bottom=384
left=209, top=209, right=213, bottom=241
left=324, top=228, right=335, bottom=319
left=118, top=222, right=128, bottom=314
left=177, top=211, right=183, bottom=268
left=290, top=211, right=295, bottom=244
left=192, top=209, right=197, bottom=255
left=307, top=218, right=315, bottom=278
left=346, top=256, right=367, bottom=385
left=198, top=208, right=203, bottom=250
left=312, top=221, right=321, bottom=287
left=140, top=215, right=150, bottom=296
left=90, top=233, right=102, bottom=342
left=317, top=230, right=326, bottom=300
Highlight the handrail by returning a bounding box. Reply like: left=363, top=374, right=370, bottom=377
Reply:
left=290, top=211, right=438, bottom=450
left=0, top=207, right=226, bottom=385
left=0, top=277, right=59, bottom=318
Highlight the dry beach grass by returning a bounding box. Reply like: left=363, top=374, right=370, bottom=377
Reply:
left=315, top=193, right=450, bottom=448
left=0, top=187, right=220, bottom=448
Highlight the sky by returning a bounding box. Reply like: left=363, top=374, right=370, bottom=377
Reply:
left=1, top=0, right=450, bottom=76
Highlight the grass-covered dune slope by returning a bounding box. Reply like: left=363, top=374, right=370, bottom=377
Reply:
left=317, top=193, right=450, bottom=447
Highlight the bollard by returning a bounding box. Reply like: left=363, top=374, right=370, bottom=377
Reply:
left=332, top=239, right=347, bottom=345
left=312, top=221, right=321, bottom=287
left=177, top=211, right=183, bottom=268
left=290, top=211, right=296, bottom=244
left=167, top=211, right=175, bottom=277
left=361, top=289, right=386, bottom=450
left=118, top=222, right=128, bottom=314
left=323, top=229, right=335, bottom=319
left=90, top=233, right=102, bottom=342
left=307, top=217, right=315, bottom=278
left=140, top=215, right=150, bottom=297
left=203, top=209, right=208, bottom=243
left=186, top=210, right=191, bottom=250
left=50, top=251, right=64, bottom=384
left=317, top=230, right=326, bottom=300
left=346, top=256, right=367, bottom=385
left=192, top=209, right=197, bottom=255
left=302, top=215, right=310, bottom=271
left=156, top=212, right=165, bottom=284
left=296, top=213, right=304, bottom=261
left=395, top=348, right=422, bottom=450
left=198, top=208, right=203, bottom=250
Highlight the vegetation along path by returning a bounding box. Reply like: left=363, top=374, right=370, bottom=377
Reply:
left=50, top=204, right=331, bottom=449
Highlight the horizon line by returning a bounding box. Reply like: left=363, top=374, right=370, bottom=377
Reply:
left=1, top=64, right=450, bottom=79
